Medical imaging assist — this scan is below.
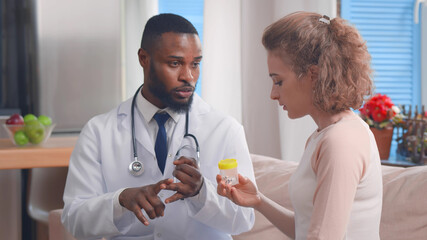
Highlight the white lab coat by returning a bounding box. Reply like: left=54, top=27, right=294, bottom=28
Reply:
left=62, top=94, right=256, bottom=240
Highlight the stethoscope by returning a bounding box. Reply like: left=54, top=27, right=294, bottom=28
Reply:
left=128, top=85, right=200, bottom=176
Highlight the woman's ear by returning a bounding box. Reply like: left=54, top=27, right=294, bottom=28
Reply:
left=138, top=48, right=150, bottom=68
left=308, top=65, right=319, bottom=83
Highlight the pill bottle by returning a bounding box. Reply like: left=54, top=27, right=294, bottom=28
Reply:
left=218, top=159, right=239, bottom=185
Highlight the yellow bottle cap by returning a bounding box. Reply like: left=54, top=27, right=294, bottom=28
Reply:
left=218, top=159, right=238, bottom=170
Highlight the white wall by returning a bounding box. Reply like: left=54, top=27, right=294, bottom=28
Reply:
left=240, top=0, right=284, bottom=159
left=202, top=0, right=242, bottom=123
left=36, top=0, right=123, bottom=132
left=122, top=0, right=158, bottom=100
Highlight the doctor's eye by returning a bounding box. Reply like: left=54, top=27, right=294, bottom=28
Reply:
left=169, top=61, right=180, bottom=67
left=192, top=62, right=200, bottom=68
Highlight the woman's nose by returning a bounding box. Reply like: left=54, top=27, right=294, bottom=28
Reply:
left=270, top=86, right=279, bottom=100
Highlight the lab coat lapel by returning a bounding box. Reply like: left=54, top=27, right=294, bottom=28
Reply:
left=169, top=114, right=186, bottom=162
left=117, top=98, right=156, bottom=157
left=187, top=94, right=207, bottom=136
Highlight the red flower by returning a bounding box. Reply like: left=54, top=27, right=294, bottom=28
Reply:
left=371, top=106, right=387, bottom=122
left=360, top=93, right=397, bottom=129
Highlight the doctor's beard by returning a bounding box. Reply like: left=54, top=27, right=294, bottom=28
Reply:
left=148, top=64, right=195, bottom=114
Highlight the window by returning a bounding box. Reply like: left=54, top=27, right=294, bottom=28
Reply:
left=158, top=0, right=204, bottom=96
left=342, top=0, right=422, bottom=157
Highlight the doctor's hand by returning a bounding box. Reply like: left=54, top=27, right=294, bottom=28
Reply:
left=163, top=157, right=204, bottom=204
left=118, top=178, right=173, bottom=226
left=216, top=174, right=261, bottom=208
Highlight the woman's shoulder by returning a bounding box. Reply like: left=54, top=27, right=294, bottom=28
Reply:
left=322, top=113, right=369, bottom=144
left=311, top=114, right=372, bottom=176
left=314, top=113, right=371, bottom=162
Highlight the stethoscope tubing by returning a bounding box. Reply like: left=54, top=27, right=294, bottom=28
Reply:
left=131, top=85, right=142, bottom=163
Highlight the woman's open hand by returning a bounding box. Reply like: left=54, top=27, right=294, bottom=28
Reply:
left=216, top=174, right=261, bottom=207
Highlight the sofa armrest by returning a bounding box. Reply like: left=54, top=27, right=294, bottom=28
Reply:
left=49, top=209, right=107, bottom=240
left=48, top=209, right=76, bottom=240
left=233, top=154, right=297, bottom=240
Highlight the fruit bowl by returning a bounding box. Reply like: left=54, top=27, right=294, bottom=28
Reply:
left=2, top=123, right=56, bottom=146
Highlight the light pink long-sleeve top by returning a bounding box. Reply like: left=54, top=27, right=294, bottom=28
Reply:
left=289, top=111, right=383, bottom=240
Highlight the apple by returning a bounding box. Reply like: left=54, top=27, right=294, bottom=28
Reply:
left=14, top=131, right=29, bottom=146
left=5, top=114, right=25, bottom=134
left=23, top=114, right=37, bottom=123
left=24, top=120, right=45, bottom=144
left=38, top=115, right=52, bottom=126
left=6, top=114, right=24, bottom=125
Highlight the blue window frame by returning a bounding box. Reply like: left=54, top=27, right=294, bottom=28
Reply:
left=341, top=0, right=422, bottom=157
left=158, top=0, right=204, bottom=96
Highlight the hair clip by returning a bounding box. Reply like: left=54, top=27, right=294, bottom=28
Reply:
left=319, top=15, right=330, bottom=25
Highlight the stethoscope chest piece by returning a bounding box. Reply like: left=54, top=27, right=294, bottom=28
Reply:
left=129, top=160, right=144, bottom=176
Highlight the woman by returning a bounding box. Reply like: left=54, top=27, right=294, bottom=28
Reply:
left=217, top=12, right=382, bottom=240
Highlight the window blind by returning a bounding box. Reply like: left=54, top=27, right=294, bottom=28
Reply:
left=341, top=0, right=421, bottom=107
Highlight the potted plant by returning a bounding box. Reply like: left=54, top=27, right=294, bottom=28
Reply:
left=359, top=93, right=403, bottom=160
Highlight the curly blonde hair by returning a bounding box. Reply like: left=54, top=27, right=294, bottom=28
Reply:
left=262, top=11, right=373, bottom=113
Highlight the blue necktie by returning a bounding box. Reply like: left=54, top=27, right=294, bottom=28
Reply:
left=153, top=113, right=170, bottom=174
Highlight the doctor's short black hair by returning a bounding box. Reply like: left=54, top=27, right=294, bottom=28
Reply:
left=140, top=13, right=198, bottom=52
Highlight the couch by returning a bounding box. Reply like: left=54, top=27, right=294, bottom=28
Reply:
left=49, top=154, right=427, bottom=240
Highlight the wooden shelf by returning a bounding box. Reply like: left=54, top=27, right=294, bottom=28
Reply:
left=0, top=136, right=78, bottom=169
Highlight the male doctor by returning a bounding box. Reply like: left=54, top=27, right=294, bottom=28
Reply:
left=61, top=13, right=256, bottom=239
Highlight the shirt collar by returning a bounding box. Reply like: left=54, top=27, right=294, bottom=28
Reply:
left=136, top=88, right=181, bottom=124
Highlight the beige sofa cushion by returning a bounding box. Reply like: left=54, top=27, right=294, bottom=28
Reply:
left=380, top=165, right=427, bottom=240
left=234, top=154, right=427, bottom=240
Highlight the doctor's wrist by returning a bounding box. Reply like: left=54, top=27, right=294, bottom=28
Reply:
left=193, top=177, right=204, bottom=197
left=118, top=188, right=128, bottom=207
left=186, top=177, right=207, bottom=210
